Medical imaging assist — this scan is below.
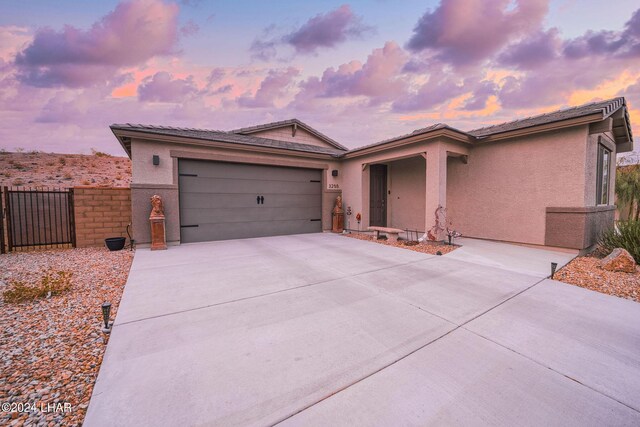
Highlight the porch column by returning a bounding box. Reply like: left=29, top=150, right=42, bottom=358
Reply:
left=424, top=146, right=447, bottom=241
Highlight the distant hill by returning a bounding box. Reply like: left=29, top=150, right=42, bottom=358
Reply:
left=0, top=151, right=131, bottom=189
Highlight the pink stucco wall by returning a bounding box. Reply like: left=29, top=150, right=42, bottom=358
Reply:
left=388, top=157, right=426, bottom=231
left=446, top=125, right=589, bottom=245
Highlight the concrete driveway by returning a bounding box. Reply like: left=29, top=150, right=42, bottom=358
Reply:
left=85, top=234, right=640, bottom=426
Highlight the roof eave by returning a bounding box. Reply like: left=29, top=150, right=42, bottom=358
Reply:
left=473, top=113, right=604, bottom=143
left=110, top=127, right=340, bottom=159
left=235, top=119, right=348, bottom=151
left=344, top=128, right=474, bottom=159
left=111, top=126, right=132, bottom=158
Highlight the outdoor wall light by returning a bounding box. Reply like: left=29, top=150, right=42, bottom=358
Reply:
left=102, top=302, right=112, bottom=334
left=152, top=155, right=160, bottom=166
left=332, top=169, right=338, bottom=177
left=551, top=262, right=558, bottom=279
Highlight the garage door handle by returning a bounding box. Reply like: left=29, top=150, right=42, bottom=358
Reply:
left=257, top=196, right=260, bottom=204
left=260, top=196, right=264, bottom=204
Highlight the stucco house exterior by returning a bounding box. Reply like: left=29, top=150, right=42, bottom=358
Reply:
left=111, top=97, right=634, bottom=251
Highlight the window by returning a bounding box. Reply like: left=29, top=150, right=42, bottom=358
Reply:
left=596, top=142, right=611, bottom=205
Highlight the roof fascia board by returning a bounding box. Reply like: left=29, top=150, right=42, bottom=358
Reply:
left=344, top=129, right=472, bottom=159
left=111, top=129, right=337, bottom=160
left=475, top=114, right=602, bottom=143
left=238, top=120, right=347, bottom=151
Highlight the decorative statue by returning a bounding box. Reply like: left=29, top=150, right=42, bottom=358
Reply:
left=150, top=195, right=165, bottom=219
left=149, top=194, right=167, bottom=250
left=332, top=195, right=344, bottom=233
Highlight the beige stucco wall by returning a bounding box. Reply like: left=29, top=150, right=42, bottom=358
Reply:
left=388, top=157, right=426, bottom=231
left=247, top=126, right=337, bottom=150
left=129, top=138, right=341, bottom=245
left=446, top=126, right=589, bottom=245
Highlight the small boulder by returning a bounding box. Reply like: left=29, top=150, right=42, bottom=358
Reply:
left=599, top=248, right=637, bottom=273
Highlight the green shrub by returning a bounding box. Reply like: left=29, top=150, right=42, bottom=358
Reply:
left=598, top=220, right=640, bottom=263
left=3, top=270, right=73, bottom=303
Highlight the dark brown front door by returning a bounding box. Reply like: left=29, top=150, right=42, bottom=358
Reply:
left=369, top=164, right=387, bottom=227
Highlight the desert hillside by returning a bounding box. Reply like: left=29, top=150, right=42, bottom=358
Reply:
left=0, top=151, right=131, bottom=189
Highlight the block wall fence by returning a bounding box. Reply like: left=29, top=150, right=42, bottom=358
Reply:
left=73, top=187, right=131, bottom=248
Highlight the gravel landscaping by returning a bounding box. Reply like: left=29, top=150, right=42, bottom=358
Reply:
left=555, top=255, right=640, bottom=302
left=0, top=247, right=134, bottom=426
left=345, top=232, right=459, bottom=255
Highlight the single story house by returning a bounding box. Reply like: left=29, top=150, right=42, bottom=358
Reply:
left=111, top=97, right=634, bottom=251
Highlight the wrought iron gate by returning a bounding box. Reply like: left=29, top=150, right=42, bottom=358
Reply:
left=2, top=187, right=76, bottom=252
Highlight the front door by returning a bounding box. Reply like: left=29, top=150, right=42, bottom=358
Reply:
left=369, top=164, right=387, bottom=227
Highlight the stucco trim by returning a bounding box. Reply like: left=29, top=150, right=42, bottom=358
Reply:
left=546, top=206, right=616, bottom=213
left=131, top=183, right=179, bottom=189
left=169, top=149, right=330, bottom=170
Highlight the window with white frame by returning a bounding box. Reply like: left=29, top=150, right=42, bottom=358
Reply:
left=596, top=142, right=611, bottom=205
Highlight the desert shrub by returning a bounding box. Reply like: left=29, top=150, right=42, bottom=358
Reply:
left=59, top=156, right=66, bottom=165
left=63, top=172, right=73, bottom=180
left=81, top=179, right=91, bottom=185
left=598, top=220, right=640, bottom=263
left=91, top=148, right=111, bottom=157
left=11, top=178, right=24, bottom=186
left=3, top=270, right=73, bottom=303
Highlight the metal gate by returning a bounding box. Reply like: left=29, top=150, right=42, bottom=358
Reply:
left=2, top=187, right=76, bottom=252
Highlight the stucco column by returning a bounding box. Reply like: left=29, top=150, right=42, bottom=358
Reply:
left=424, top=146, right=447, bottom=241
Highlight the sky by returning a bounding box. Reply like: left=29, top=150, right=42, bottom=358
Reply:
left=0, top=0, right=639, bottom=157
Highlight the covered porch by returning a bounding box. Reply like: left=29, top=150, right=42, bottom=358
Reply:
left=341, top=135, right=470, bottom=241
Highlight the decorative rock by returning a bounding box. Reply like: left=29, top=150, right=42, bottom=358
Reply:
left=599, top=248, right=637, bottom=273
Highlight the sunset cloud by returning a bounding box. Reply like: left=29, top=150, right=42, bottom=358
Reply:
left=138, top=71, right=198, bottom=103
left=285, top=5, right=372, bottom=54
left=406, top=0, right=549, bottom=65
left=250, top=5, right=372, bottom=60
left=14, top=0, right=179, bottom=88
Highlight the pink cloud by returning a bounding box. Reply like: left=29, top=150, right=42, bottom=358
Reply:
left=285, top=5, right=372, bottom=54
left=15, top=0, right=180, bottom=88
left=237, top=67, right=300, bottom=108
left=294, top=41, right=408, bottom=105
left=138, top=71, right=198, bottom=102
left=406, top=0, right=549, bottom=65
left=497, top=29, right=561, bottom=69
left=250, top=5, right=373, bottom=60
left=563, top=8, right=640, bottom=59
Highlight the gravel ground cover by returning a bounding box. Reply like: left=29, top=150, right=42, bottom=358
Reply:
left=0, top=247, right=134, bottom=426
left=555, top=255, right=640, bottom=302
left=345, top=232, right=458, bottom=255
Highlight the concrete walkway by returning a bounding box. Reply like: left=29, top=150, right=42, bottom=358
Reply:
left=85, top=234, right=640, bottom=426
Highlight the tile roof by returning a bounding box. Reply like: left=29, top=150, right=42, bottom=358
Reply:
left=231, top=118, right=348, bottom=150
left=468, top=97, right=627, bottom=138
left=347, top=123, right=469, bottom=153
left=110, top=124, right=345, bottom=157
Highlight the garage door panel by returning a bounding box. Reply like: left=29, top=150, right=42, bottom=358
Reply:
left=179, top=193, right=321, bottom=210
left=179, top=160, right=322, bottom=182
left=181, top=219, right=322, bottom=242
left=181, top=206, right=322, bottom=224
left=179, top=160, right=324, bottom=242
left=179, top=176, right=321, bottom=195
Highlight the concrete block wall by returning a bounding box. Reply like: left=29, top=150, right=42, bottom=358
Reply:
left=74, top=187, right=131, bottom=248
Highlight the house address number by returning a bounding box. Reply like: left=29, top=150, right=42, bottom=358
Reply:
left=328, top=183, right=340, bottom=189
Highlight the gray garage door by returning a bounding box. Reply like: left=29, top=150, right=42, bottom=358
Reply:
left=179, top=159, right=323, bottom=243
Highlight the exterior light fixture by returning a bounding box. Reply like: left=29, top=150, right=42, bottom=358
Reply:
left=152, top=155, right=160, bottom=166
left=332, top=169, right=338, bottom=177
left=551, top=262, right=558, bottom=279
left=102, top=302, right=112, bottom=333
